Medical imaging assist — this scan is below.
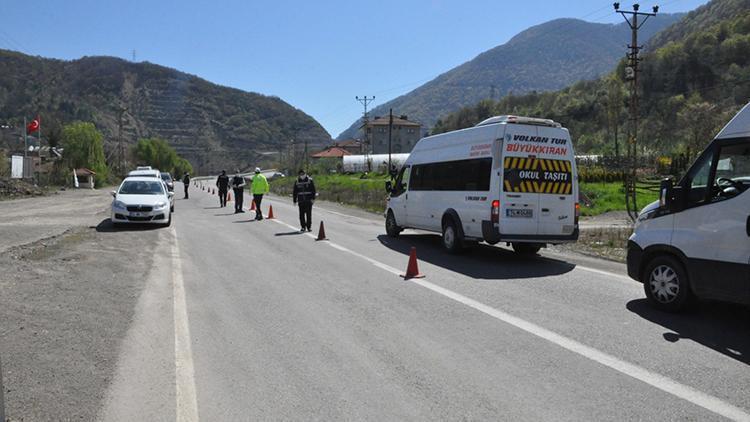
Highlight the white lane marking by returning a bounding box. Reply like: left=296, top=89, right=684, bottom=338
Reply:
left=266, top=196, right=378, bottom=224
left=269, top=215, right=750, bottom=421
left=171, top=229, right=199, bottom=421
left=575, top=265, right=635, bottom=284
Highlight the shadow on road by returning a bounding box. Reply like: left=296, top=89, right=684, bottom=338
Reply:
left=95, top=218, right=164, bottom=233
left=627, top=299, right=750, bottom=365
left=377, top=234, right=575, bottom=280
left=232, top=219, right=258, bottom=223
left=213, top=213, right=237, bottom=217
left=275, top=231, right=304, bottom=236
left=203, top=206, right=221, bottom=210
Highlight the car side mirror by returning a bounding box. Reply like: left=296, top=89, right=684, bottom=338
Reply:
left=110, top=191, right=117, bottom=198
left=168, top=192, right=175, bottom=198
left=385, top=181, right=392, bottom=193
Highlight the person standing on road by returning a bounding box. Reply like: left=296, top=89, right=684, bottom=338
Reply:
left=250, top=167, right=269, bottom=220
left=292, top=169, right=316, bottom=232
left=216, top=170, right=230, bottom=207
left=182, top=172, right=190, bottom=199
left=231, top=169, right=246, bottom=213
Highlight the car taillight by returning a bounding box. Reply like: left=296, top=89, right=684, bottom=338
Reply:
left=575, top=202, right=580, bottom=225
left=491, top=200, right=500, bottom=224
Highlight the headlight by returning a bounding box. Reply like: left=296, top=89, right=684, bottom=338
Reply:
left=155, top=202, right=168, bottom=209
left=113, top=200, right=126, bottom=209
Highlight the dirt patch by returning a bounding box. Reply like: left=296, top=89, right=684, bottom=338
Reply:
left=0, top=220, right=163, bottom=421
left=0, top=179, right=49, bottom=201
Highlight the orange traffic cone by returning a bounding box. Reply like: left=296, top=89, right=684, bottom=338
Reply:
left=267, top=205, right=275, bottom=219
left=400, top=247, right=425, bottom=279
left=316, top=221, right=328, bottom=241
left=228, top=191, right=232, bottom=201
left=249, top=199, right=255, bottom=211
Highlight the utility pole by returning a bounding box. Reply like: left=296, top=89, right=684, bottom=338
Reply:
left=615, top=2, right=658, bottom=222
left=388, top=108, right=393, bottom=178
left=303, top=137, right=309, bottom=171
left=356, top=95, right=375, bottom=172
left=117, top=106, right=127, bottom=177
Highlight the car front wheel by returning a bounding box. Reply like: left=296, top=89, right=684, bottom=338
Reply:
left=642, top=255, right=692, bottom=312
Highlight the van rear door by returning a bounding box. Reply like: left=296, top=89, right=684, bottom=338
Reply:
left=536, top=126, right=576, bottom=236
left=500, top=125, right=539, bottom=236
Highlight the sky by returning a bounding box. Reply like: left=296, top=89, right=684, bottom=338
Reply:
left=1, top=0, right=709, bottom=138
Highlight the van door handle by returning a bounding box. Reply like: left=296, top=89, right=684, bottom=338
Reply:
left=746, top=216, right=750, bottom=237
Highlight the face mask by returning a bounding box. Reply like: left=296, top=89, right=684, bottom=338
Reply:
left=299, top=174, right=306, bottom=179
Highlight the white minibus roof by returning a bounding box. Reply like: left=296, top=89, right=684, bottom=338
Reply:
left=475, top=115, right=561, bottom=128
left=716, top=101, right=750, bottom=140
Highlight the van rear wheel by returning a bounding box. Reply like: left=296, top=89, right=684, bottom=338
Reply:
left=442, top=220, right=463, bottom=254
left=512, top=243, right=542, bottom=255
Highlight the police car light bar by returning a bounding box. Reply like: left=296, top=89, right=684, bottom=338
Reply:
left=476, top=115, right=561, bottom=128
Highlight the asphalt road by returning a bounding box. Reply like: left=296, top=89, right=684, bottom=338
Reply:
left=97, top=182, right=749, bottom=421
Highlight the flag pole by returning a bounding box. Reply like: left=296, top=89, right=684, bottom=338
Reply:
left=23, top=116, right=27, bottom=158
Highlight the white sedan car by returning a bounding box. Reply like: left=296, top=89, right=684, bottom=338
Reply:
left=111, top=177, right=174, bottom=227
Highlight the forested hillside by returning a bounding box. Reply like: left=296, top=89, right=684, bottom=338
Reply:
left=337, top=14, right=681, bottom=140
left=432, top=0, right=750, bottom=160
left=0, top=51, right=331, bottom=173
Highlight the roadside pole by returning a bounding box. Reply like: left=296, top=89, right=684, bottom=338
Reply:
left=1, top=354, right=5, bottom=422
left=388, top=108, right=393, bottom=179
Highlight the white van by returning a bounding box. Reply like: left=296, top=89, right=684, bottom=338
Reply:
left=385, top=115, right=579, bottom=254
left=627, top=102, right=750, bottom=311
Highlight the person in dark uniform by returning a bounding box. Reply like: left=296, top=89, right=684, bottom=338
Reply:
left=231, top=169, right=246, bottom=213
left=182, top=172, right=190, bottom=199
left=292, top=169, right=316, bottom=232
left=216, top=170, right=229, bottom=207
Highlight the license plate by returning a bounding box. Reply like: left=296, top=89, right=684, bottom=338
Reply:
left=506, top=209, right=533, bottom=218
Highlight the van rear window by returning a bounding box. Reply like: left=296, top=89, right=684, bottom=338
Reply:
left=410, top=158, right=491, bottom=191
left=503, top=157, right=572, bottom=194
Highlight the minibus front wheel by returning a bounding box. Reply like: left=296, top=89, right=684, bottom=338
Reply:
left=385, top=210, right=403, bottom=238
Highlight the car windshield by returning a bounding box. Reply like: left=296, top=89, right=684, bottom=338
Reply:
left=119, top=180, right=165, bottom=195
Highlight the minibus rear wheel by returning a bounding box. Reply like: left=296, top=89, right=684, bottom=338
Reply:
left=512, top=243, right=542, bottom=255
left=442, top=219, right=464, bottom=254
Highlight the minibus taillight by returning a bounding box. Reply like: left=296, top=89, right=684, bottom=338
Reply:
left=575, top=202, right=580, bottom=225
left=491, top=200, right=500, bottom=224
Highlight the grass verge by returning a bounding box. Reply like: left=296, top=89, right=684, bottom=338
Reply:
left=272, top=175, right=657, bottom=217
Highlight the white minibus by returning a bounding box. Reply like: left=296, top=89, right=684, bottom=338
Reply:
left=385, top=115, right=579, bottom=254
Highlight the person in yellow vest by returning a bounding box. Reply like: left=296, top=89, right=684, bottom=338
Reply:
left=250, top=167, right=270, bottom=220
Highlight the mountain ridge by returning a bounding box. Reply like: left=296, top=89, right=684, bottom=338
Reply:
left=0, top=50, right=331, bottom=173
left=337, top=14, right=682, bottom=140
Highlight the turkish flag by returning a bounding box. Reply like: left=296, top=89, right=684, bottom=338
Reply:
left=27, top=118, right=39, bottom=134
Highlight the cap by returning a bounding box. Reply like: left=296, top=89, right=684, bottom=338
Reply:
left=255, top=167, right=261, bottom=173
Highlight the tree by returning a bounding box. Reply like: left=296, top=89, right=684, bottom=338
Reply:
left=62, top=122, right=109, bottom=185
left=133, top=137, right=193, bottom=176
left=678, top=94, right=718, bottom=161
